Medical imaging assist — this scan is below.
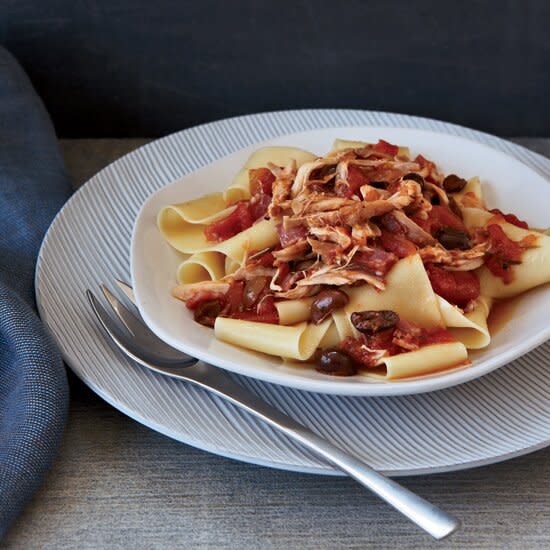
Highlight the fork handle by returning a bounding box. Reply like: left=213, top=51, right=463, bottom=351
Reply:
left=178, top=362, right=459, bottom=540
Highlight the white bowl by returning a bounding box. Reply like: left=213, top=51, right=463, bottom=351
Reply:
left=131, top=126, right=550, bottom=396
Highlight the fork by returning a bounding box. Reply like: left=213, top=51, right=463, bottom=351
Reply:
left=86, top=281, right=460, bottom=540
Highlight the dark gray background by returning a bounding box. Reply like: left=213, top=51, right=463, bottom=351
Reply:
left=1, top=1, right=548, bottom=138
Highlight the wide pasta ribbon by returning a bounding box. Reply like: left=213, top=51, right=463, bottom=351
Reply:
left=454, top=177, right=484, bottom=208
left=215, top=318, right=332, bottom=361
left=437, top=296, right=491, bottom=349
left=344, top=254, right=443, bottom=330
left=159, top=146, right=317, bottom=277
left=463, top=207, right=550, bottom=298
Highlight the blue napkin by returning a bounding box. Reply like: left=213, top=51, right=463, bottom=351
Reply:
left=0, top=47, right=71, bottom=538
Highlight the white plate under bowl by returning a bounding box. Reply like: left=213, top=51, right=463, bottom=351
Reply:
left=36, top=110, right=550, bottom=475
left=132, top=126, right=550, bottom=396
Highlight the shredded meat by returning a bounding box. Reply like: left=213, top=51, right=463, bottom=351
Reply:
left=268, top=160, right=297, bottom=217
left=273, top=285, right=321, bottom=299
left=291, top=158, right=340, bottom=196
left=308, top=238, right=344, bottom=264
left=360, top=185, right=389, bottom=201
left=230, top=264, right=277, bottom=281
left=351, top=222, right=381, bottom=247
left=173, top=281, right=230, bottom=302
left=386, top=210, right=436, bottom=246
left=419, top=242, right=489, bottom=270
left=309, top=225, right=352, bottom=248
left=296, top=268, right=385, bottom=291
left=272, top=239, right=311, bottom=262
left=336, top=159, right=419, bottom=191
left=288, top=194, right=357, bottom=216
left=392, top=321, right=422, bottom=351
left=424, top=181, right=449, bottom=206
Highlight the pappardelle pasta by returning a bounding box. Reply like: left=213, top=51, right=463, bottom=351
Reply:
left=157, top=139, right=550, bottom=380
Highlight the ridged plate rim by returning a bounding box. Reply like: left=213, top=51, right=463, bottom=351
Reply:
left=35, top=109, right=550, bottom=476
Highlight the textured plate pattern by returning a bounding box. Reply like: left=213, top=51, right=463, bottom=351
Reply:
left=36, top=110, right=550, bottom=476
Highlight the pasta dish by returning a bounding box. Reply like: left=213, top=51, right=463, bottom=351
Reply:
left=157, top=139, right=550, bottom=379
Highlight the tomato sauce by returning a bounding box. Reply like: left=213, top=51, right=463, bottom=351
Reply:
left=489, top=208, right=528, bottom=230
left=487, top=296, right=520, bottom=336
left=231, top=295, right=279, bottom=324
left=484, top=224, right=524, bottom=284
left=380, top=230, right=417, bottom=258
left=204, top=202, right=253, bottom=242
left=204, top=168, right=275, bottom=242
left=420, top=326, right=456, bottom=346
left=339, top=321, right=456, bottom=369
left=426, top=264, right=480, bottom=307
left=412, top=205, right=466, bottom=236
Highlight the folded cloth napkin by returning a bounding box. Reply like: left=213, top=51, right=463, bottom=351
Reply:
left=0, top=47, right=71, bottom=538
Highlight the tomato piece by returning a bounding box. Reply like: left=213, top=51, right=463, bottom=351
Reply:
left=258, top=295, right=276, bottom=315
left=484, top=224, right=524, bottom=284
left=339, top=336, right=380, bottom=368
left=352, top=249, right=398, bottom=277
left=412, top=205, right=466, bottom=236
left=249, top=192, right=271, bottom=221
left=341, top=330, right=404, bottom=368
left=367, top=328, right=402, bottom=353
left=380, top=230, right=417, bottom=258
left=379, top=212, right=405, bottom=235
left=426, top=264, right=480, bottom=306
left=409, top=214, right=431, bottom=234
left=253, top=251, right=275, bottom=268
left=225, top=281, right=244, bottom=315
left=433, top=206, right=467, bottom=231
left=249, top=168, right=275, bottom=196
left=185, top=291, right=224, bottom=310
left=232, top=295, right=279, bottom=324
left=373, top=139, right=399, bottom=157
left=346, top=164, right=369, bottom=196
left=414, top=154, right=435, bottom=172
left=204, top=202, right=253, bottom=242
left=489, top=208, right=528, bottom=229
left=276, top=223, right=309, bottom=247
left=484, top=256, right=513, bottom=284
left=421, top=327, right=456, bottom=346
left=486, top=224, right=523, bottom=262
left=247, top=168, right=275, bottom=221
left=277, top=262, right=290, bottom=279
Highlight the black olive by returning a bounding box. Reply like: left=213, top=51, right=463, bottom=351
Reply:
left=436, top=227, right=471, bottom=250
left=317, top=349, right=357, bottom=376
left=310, top=289, right=349, bottom=325
left=370, top=181, right=388, bottom=189
left=194, top=300, right=223, bottom=327
left=442, top=174, right=467, bottom=193
left=428, top=191, right=441, bottom=205
left=403, top=172, right=425, bottom=188
left=350, top=310, right=400, bottom=334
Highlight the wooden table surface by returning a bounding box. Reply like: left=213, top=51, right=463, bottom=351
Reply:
left=4, top=138, right=550, bottom=550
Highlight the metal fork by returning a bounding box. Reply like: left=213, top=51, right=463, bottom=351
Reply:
left=86, top=281, right=460, bottom=540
